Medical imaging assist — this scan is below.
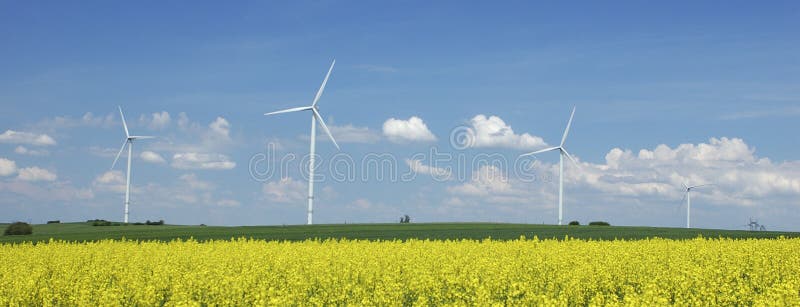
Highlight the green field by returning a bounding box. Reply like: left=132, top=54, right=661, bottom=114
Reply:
left=1, top=222, right=798, bottom=244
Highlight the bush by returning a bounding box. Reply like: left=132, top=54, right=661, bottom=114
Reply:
left=47, top=220, right=60, bottom=224
left=400, top=215, right=411, bottom=224
left=589, top=221, right=610, bottom=226
left=568, top=221, right=580, bottom=226
left=145, top=220, right=164, bottom=226
left=4, top=222, right=33, bottom=236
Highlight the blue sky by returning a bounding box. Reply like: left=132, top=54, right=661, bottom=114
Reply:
left=1, top=1, right=799, bottom=230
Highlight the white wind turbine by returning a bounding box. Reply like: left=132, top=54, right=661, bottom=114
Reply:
left=111, top=106, right=154, bottom=224
left=265, top=60, right=340, bottom=225
left=520, top=106, right=580, bottom=226
left=681, top=182, right=713, bottom=228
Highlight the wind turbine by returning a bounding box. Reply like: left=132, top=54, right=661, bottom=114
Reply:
left=111, top=106, right=154, bottom=224
left=265, top=60, right=340, bottom=225
left=681, top=182, right=713, bottom=228
left=520, top=106, right=579, bottom=226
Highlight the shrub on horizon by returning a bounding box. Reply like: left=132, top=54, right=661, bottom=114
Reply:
left=3, top=222, right=33, bottom=236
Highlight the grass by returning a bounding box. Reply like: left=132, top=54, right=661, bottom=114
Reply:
left=1, top=222, right=798, bottom=244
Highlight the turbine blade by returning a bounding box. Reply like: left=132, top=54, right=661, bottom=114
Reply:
left=312, top=59, right=335, bottom=107
left=129, top=136, right=155, bottom=140
left=118, top=106, right=129, bottom=138
left=519, top=146, right=560, bottom=157
left=690, top=183, right=714, bottom=189
left=561, top=148, right=582, bottom=171
left=682, top=182, right=689, bottom=190
left=560, top=106, right=576, bottom=147
left=264, top=106, right=312, bottom=116
left=313, top=109, right=339, bottom=150
left=111, top=140, right=128, bottom=170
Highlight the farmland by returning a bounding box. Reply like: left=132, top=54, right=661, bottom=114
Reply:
left=1, top=222, right=798, bottom=244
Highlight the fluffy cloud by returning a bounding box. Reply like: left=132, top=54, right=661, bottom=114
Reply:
left=140, top=111, right=171, bottom=130
left=14, top=146, right=49, bottom=156
left=461, top=115, right=547, bottom=149
left=171, top=153, right=236, bottom=170
left=0, top=158, right=17, bottom=176
left=140, top=151, right=166, bottom=164
left=383, top=116, right=437, bottom=143
left=574, top=137, right=800, bottom=206
left=0, top=130, right=56, bottom=146
left=94, top=170, right=124, bottom=185
left=16, top=167, right=57, bottom=182
left=208, top=117, right=230, bottom=139
left=405, top=159, right=452, bottom=180
left=262, top=177, right=306, bottom=203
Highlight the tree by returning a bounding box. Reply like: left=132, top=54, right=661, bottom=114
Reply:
left=3, top=222, right=33, bottom=236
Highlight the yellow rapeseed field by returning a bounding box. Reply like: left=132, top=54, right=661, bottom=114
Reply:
left=1, top=237, right=798, bottom=305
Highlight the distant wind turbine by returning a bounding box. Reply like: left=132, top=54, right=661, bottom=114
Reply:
left=681, top=182, right=713, bottom=228
left=520, top=106, right=580, bottom=226
left=265, top=60, right=340, bottom=225
left=111, top=106, right=154, bottom=224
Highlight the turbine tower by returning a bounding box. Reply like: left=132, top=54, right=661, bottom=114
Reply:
left=265, top=60, right=340, bottom=225
left=682, top=182, right=712, bottom=228
left=111, top=106, right=154, bottom=223
left=520, top=106, right=579, bottom=226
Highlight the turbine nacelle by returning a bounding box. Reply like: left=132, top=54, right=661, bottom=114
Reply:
left=264, top=60, right=340, bottom=151
left=111, top=107, right=155, bottom=170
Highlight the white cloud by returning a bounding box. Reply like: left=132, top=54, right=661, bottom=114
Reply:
left=330, top=124, right=381, bottom=143
left=94, top=170, right=124, bottom=185
left=208, top=117, right=230, bottom=139
left=140, top=151, right=166, bottom=164
left=0, top=158, right=17, bottom=176
left=574, top=137, right=800, bottom=205
left=91, top=170, right=128, bottom=194
left=171, top=152, right=236, bottom=170
left=405, top=159, right=452, bottom=180
left=14, top=146, right=49, bottom=156
left=383, top=116, right=437, bottom=143
left=16, top=167, right=57, bottom=182
left=139, top=111, right=171, bottom=130
left=177, top=112, right=192, bottom=131
left=462, top=115, right=547, bottom=149
left=262, top=177, right=306, bottom=203
left=0, top=130, right=56, bottom=146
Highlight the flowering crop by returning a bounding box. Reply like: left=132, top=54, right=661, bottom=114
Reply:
left=1, top=237, right=798, bottom=305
